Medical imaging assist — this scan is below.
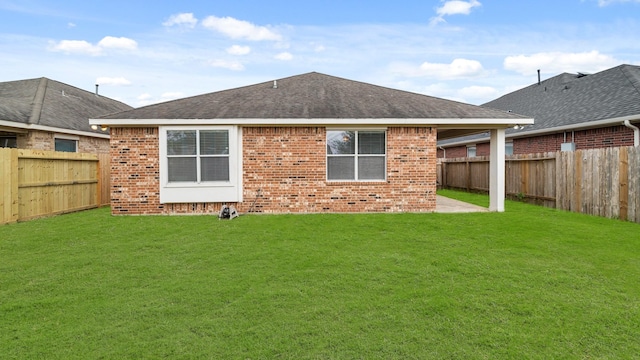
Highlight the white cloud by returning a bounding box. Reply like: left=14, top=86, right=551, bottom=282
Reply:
left=49, top=36, right=137, bottom=56
left=96, top=76, right=131, bottom=86
left=163, top=13, right=198, bottom=28
left=135, top=92, right=183, bottom=106
left=420, top=59, right=485, bottom=78
left=201, top=15, right=282, bottom=41
left=97, top=36, right=138, bottom=50
left=430, top=0, right=481, bottom=25
left=457, top=85, right=499, bottom=100
left=275, top=52, right=293, bottom=61
left=209, top=59, right=244, bottom=71
left=49, top=40, right=102, bottom=56
left=504, top=51, right=620, bottom=75
left=67, top=22, right=76, bottom=28
left=597, top=0, right=640, bottom=6
left=226, top=45, right=251, bottom=55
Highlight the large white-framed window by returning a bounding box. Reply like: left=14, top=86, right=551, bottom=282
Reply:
left=326, top=129, right=386, bottom=181
left=159, top=126, right=242, bottom=203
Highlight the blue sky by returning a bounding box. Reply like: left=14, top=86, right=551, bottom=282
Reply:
left=1, top=0, right=639, bottom=107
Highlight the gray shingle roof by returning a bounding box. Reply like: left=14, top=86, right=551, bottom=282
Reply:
left=0, top=77, right=132, bottom=134
left=484, top=64, right=640, bottom=131
left=100, top=72, right=524, bottom=121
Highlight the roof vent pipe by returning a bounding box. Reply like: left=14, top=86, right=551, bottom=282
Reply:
left=273, top=80, right=277, bottom=89
left=624, top=120, right=639, bottom=147
left=537, top=69, right=541, bottom=85
left=95, top=84, right=99, bottom=96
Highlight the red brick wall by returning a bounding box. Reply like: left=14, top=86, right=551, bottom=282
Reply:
left=439, top=125, right=636, bottom=158
left=79, top=136, right=110, bottom=153
left=441, top=146, right=467, bottom=158
left=110, top=127, right=162, bottom=215
left=109, top=126, right=437, bottom=215
left=476, top=143, right=490, bottom=156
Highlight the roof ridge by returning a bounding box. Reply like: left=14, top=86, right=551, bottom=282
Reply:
left=28, top=77, right=48, bottom=124
left=619, top=64, right=640, bottom=98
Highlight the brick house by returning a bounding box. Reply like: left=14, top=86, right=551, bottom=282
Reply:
left=0, top=77, right=132, bottom=153
left=92, top=72, right=530, bottom=215
left=438, top=64, right=640, bottom=158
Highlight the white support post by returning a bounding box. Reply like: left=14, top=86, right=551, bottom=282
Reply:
left=489, top=128, right=506, bottom=212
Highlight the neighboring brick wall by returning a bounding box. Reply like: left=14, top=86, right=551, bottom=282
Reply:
left=78, top=135, right=110, bottom=153
left=17, top=130, right=53, bottom=150
left=442, top=146, right=467, bottom=158
left=15, top=129, right=110, bottom=153
left=439, top=125, right=636, bottom=158
left=109, top=126, right=438, bottom=215
left=476, top=143, right=490, bottom=156
left=516, top=125, right=635, bottom=154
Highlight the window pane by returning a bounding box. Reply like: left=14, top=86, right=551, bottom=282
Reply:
left=327, top=156, right=355, bottom=180
left=200, top=130, right=229, bottom=155
left=168, top=157, right=196, bottom=182
left=358, top=132, right=385, bottom=154
left=167, top=130, right=196, bottom=155
left=0, top=136, right=17, bottom=148
left=358, top=156, right=385, bottom=180
left=505, top=142, right=514, bottom=156
left=201, top=157, right=230, bottom=181
left=55, top=139, right=76, bottom=152
left=467, top=146, right=476, bottom=157
left=327, top=131, right=355, bottom=155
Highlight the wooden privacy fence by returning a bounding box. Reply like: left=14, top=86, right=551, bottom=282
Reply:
left=438, top=146, right=640, bottom=223
left=1, top=148, right=110, bottom=224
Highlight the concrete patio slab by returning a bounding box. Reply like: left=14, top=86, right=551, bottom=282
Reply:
left=436, top=195, right=488, bottom=213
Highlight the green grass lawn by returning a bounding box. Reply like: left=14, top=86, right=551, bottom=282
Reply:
left=1, top=191, right=639, bottom=359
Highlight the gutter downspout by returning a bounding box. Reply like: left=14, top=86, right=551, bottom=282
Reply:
left=624, top=120, right=640, bottom=147
left=438, top=146, right=446, bottom=158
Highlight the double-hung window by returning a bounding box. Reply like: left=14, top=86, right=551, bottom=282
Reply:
left=159, top=126, right=241, bottom=203
left=326, top=130, right=386, bottom=181
left=167, top=129, right=230, bottom=182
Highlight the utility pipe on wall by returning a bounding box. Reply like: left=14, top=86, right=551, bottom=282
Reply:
left=624, top=120, right=640, bottom=147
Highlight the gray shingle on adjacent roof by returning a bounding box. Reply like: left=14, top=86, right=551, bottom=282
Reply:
left=484, top=64, right=640, bottom=130
left=99, top=72, right=524, bottom=121
left=0, top=77, right=132, bottom=133
left=438, top=64, right=640, bottom=146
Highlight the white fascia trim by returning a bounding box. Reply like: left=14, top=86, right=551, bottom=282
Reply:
left=90, top=117, right=534, bottom=127
left=0, top=119, right=110, bottom=139
left=439, top=115, right=640, bottom=148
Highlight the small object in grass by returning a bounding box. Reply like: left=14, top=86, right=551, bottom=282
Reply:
left=218, top=204, right=239, bottom=220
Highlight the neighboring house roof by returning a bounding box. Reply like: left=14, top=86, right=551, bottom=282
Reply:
left=0, top=77, right=132, bottom=136
left=439, top=64, right=640, bottom=146
left=95, top=72, right=529, bottom=140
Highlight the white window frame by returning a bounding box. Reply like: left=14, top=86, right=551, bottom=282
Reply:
left=467, top=145, right=477, bottom=157
left=54, top=134, right=78, bottom=152
left=326, top=128, right=387, bottom=182
left=505, top=141, right=514, bottom=156
left=159, top=126, right=242, bottom=203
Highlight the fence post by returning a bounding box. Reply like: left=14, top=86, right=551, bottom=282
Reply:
left=0, top=148, right=19, bottom=224
left=619, top=147, right=629, bottom=221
